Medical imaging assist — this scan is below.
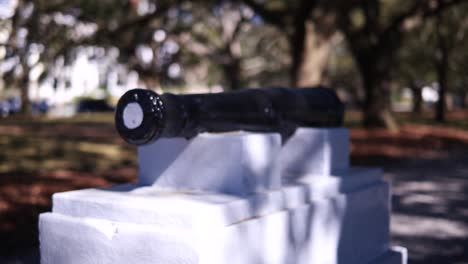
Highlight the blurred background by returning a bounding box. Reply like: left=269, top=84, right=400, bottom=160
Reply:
left=1, top=0, right=468, bottom=263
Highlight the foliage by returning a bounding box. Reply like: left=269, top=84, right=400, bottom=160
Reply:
left=1, top=0, right=468, bottom=127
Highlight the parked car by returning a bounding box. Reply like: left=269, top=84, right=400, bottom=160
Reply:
left=76, top=99, right=113, bottom=113
left=0, top=100, right=10, bottom=117
left=0, top=96, right=22, bottom=117
left=31, top=100, right=49, bottom=114
left=7, top=97, right=21, bottom=114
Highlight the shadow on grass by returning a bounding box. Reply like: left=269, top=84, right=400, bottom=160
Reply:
left=351, top=124, right=468, bottom=264
left=0, top=117, right=137, bottom=257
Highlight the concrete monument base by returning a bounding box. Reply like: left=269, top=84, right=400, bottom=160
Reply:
left=39, top=129, right=407, bottom=263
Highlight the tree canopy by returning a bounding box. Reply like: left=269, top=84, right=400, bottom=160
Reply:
left=1, top=0, right=468, bottom=127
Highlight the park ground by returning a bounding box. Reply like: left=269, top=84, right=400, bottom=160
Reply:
left=1, top=112, right=468, bottom=263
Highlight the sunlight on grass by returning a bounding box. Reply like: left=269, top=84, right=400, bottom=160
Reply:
left=0, top=114, right=136, bottom=177
left=0, top=113, right=115, bottom=126
left=43, top=113, right=115, bottom=124
left=76, top=142, right=124, bottom=159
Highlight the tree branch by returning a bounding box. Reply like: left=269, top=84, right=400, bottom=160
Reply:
left=382, top=0, right=468, bottom=37
left=99, top=6, right=169, bottom=40
left=55, top=3, right=171, bottom=57
left=241, top=0, right=286, bottom=27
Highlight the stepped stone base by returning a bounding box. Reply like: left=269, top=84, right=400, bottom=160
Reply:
left=39, top=129, right=407, bottom=263
left=40, top=168, right=404, bottom=264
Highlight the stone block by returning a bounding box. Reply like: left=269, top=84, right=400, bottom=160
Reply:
left=39, top=213, right=198, bottom=264
left=138, top=132, right=281, bottom=195
left=39, top=129, right=407, bottom=264
left=41, top=168, right=396, bottom=264
left=279, top=128, right=349, bottom=181
left=51, top=168, right=383, bottom=230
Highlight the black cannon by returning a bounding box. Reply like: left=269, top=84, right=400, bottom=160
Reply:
left=115, top=87, right=344, bottom=145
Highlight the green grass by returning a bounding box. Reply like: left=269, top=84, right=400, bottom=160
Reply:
left=345, top=109, right=468, bottom=130
left=1, top=109, right=467, bottom=177
left=0, top=113, right=114, bottom=125
left=0, top=113, right=136, bottom=176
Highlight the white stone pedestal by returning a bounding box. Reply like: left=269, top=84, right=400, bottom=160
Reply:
left=39, top=129, right=407, bottom=264
left=138, top=132, right=281, bottom=195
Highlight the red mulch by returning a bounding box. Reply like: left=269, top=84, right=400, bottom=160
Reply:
left=351, top=124, right=468, bottom=165
left=0, top=168, right=136, bottom=256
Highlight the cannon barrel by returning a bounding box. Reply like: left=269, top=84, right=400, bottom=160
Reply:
left=115, top=87, right=344, bottom=145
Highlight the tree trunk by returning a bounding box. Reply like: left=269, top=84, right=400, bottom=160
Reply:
left=409, top=81, right=423, bottom=114
left=20, top=81, right=30, bottom=114
left=362, top=74, right=397, bottom=130
left=358, top=54, right=398, bottom=130
left=291, top=21, right=333, bottom=87
left=459, top=90, right=467, bottom=109
left=435, top=14, right=448, bottom=123
left=19, top=64, right=31, bottom=115
left=222, top=58, right=241, bottom=91
left=139, top=71, right=161, bottom=90
left=435, top=63, right=447, bottom=122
